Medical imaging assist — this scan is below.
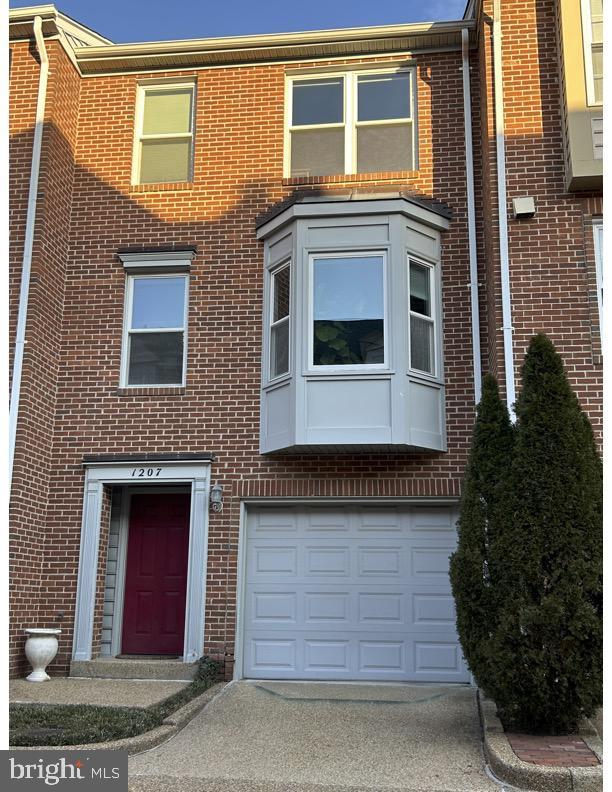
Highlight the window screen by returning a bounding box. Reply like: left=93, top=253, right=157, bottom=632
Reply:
left=290, top=78, right=344, bottom=177
left=270, top=264, right=291, bottom=379
left=409, top=261, right=435, bottom=375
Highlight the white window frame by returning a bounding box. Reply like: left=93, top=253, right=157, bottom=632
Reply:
left=131, top=81, right=196, bottom=185
left=408, top=256, right=438, bottom=378
left=284, top=67, right=417, bottom=178
left=120, top=272, right=189, bottom=388
left=268, top=260, right=291, bottom=382
left=307, top=249, right=389, bottom=373
left=581, top=0, right=602, bottom=107
left=593, top=218, right=603, bottom=338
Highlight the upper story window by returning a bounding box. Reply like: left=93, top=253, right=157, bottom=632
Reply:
left=409, top=259, right=437, bottom=376
left=286, top=68, right=415, bottom=178
left=257, top=196, right=449, bottom=454
left=121, top=273, right=188, bottom=386
left=269, top=262, right=291, bottom=379
left=133, top=83, right=195, bottom=185
left=582, top=0, right=603, bottom=105
left=310, top=253, right=386, bottom=368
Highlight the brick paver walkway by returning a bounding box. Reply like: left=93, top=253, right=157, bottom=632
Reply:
left=506, top=733, right=600, bottom=767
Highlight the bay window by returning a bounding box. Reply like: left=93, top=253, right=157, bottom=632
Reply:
left=258, top=195, right=450, bottom=453
left=287, top=68, right=415, bottom=178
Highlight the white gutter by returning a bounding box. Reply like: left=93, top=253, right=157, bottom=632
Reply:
left=461, top=28, right=482, bottom=404
left=493, top=0, right=516, bottom=418
left=9, top=16, right=49, bottom=488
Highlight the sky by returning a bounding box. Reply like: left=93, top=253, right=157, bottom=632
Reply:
left=8, top=0, right=467, bottom=44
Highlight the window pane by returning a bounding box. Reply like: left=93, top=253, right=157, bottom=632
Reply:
left=593, top=75, right=603, bottom=104
left=357, top=124, right=413, bottom=173
left=273, top=266, right=290, bottom=322
left=128, top=332, right=184, bottom=385
left=357, top=72, right=411, bottom=121
left=131, top=277, right=185, bottom=329
left=410, top=315, right=434, bottom=374
left=290, top=128, right=344, bottom=177
left=292, top=78, right=344, bottom=126
left=142, top=88, right=193, bottom=135
left=270, top=319, right=289, bottom=378
left=410, top=262, right=431, bottom=316
left=591, top=19, right=603, bottom=43
left=313, top=256, right=384, bottom=366
left=590, top=0, right=602, bottom=19
left=140, top=139, right=191, bottom=184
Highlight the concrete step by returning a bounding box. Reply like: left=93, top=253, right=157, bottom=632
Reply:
left=70, top=656, right=198, bottom=681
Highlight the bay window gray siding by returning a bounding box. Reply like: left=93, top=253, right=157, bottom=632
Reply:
left=257, top=196, right=449, bottom=453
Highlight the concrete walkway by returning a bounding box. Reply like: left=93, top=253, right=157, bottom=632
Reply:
left=129, top=680, right=503, bottom=791
left=10, top=678, right=188, bottom=709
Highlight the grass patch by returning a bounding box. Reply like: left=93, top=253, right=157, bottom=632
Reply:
left=10, top=660, right=221, bottom=747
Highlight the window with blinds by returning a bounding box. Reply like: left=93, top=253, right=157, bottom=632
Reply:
left=287, top=68, right=415, bottom=178
left=582, top=0, right=603, bottom=105
left=134, top=84, right=195, bottom=184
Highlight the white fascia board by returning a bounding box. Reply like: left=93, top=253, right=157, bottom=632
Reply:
left=75, top=19, right=474, bottom=59
left=256, top=198, right=451, bottom=240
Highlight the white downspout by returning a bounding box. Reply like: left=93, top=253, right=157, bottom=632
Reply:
left=493, top=0, right=516, bottom=418
left=9, top=16, right=49, bottom=488
left=461, top=27, right=482, bottom=404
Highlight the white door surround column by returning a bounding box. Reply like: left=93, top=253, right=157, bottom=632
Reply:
left=72, top=457, right=212, bottom=664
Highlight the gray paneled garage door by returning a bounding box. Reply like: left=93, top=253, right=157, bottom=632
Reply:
left=242, top=505, right=469, bottom=682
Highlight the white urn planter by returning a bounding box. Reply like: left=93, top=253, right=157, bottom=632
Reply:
left=24, top=628, right=61, bottom=682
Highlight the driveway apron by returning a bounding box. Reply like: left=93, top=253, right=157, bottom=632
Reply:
left=129, top=680, right=501, bottom=791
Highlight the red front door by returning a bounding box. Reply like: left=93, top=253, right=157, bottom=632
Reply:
left=121, top=492, right=190, bottom=655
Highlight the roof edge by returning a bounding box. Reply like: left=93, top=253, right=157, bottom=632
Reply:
left=9, top=4, right=113, bottom=46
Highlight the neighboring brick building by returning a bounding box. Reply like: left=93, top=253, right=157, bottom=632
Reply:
left=9, top=0, right=603, bottom=681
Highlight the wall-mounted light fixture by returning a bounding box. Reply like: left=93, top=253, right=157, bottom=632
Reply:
left=210, top=482, right=223, bottom=512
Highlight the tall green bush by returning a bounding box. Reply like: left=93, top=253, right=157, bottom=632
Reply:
left=486, top=334, right=602, bottom=733
left=450, top=373, right=514, bottom=688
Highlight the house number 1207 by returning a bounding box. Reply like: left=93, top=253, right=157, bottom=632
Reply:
left=131, top=467, right=162, bottom=477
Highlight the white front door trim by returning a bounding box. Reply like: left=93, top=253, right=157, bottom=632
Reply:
left=73, top=461, right=211, bottom=664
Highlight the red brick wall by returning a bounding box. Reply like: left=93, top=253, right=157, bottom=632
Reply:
left=9, top=40, right=81, bottom=676
left=9, top=0, right=602, bottom=677
left=28, top=49, right=479, bottom=675
left=476, top=0, right=603, bottom=439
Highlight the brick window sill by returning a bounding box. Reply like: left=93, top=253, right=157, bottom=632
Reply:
left=116, top=386, right=186, bottom=397
left=282, top=170, right=420, bottom=187
left=129, top=182, right=194, bottom=194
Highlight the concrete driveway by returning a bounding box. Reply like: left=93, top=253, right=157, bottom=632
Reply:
left=129, top=680, right=506, bottom=792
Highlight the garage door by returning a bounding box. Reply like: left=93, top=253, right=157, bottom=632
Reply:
left=242, top=505, right=469, bottom=682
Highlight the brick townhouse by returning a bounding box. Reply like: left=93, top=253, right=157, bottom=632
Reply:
left=9, top=0, right=603, bottom=682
